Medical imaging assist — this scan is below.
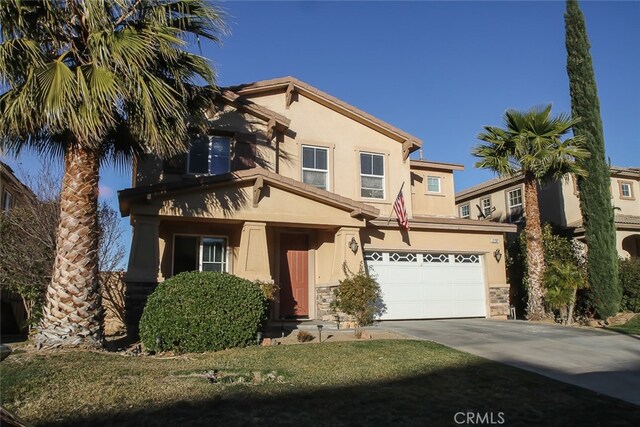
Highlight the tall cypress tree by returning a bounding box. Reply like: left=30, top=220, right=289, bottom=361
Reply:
left=565, top=0, right=620, bottom=318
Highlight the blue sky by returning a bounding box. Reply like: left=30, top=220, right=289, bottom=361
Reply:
left=4, top=0, right=639, bottom=265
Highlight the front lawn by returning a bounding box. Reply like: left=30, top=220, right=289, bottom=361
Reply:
left=609, top=314, right=640, bottom=336
left=1, top=340, right=638, bottom=426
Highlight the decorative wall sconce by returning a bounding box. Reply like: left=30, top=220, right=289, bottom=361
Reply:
left=493, top=249, right=502, bottom=263
left=348, top=237, right=359, bottom=254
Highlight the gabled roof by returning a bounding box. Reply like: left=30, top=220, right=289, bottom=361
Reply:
left=0, top=160, right=36, bottom=201
left=226, top=76, right=422, bottom=153
left=455, top=173, right=524, bottom=202
left=118, top=167, right=380, bottom=219
left=456, top=165, right=640, bottom=203
left=569, top=214, right=640, bottom=233
left=410, top=160, right=464, bottom=172
left=216, top=89, right=290, bottom=131
left=610, top=166, right=640, bottom=178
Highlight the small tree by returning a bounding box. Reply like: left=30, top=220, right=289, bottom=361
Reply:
left=544, top=260, right=587, bottom=324
left=619, top=257, right=640, bottom=312
left=331, top=263, right=386, bottom=329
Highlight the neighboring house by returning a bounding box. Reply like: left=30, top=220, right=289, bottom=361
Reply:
left=455, top=167, right=640, bottom=258
left=0, top=161, right=36, bottom=336
left=0, top=161, right=34, bottom=213
left=118, top=77, right=516, bottom=328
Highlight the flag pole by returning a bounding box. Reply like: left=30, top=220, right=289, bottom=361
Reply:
left=387, top=181, right=405, bottom=225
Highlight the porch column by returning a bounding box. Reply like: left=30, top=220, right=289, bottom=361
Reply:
left=237, top=221, right=272, bottom=282
left=125, top=215, right=161, bottom=283
left=124, top=214, right=161, bottom=338
left=331, top=227, right=363, bottom=282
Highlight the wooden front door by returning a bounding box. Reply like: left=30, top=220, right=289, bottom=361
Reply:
left=279, top=233, right=309, bottom=317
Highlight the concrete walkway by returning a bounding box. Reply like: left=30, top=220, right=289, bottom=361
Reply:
left=381, top=318, right=640, bottom=406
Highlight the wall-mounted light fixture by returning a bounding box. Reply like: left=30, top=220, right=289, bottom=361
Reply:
left=493, top=249, right=502, bottom=263
left=348, top=237, right=359, bottom=254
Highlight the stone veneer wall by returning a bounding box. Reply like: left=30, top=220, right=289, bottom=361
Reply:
left=316, top=284, right=339, bottom=321
left=489, top=287, right=510, bottom=317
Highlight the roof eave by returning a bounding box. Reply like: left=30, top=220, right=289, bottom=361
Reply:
left=227, top=77, right=423, bottom=150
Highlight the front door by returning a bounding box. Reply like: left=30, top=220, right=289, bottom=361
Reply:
left=279, top=233, right=309, bottom=318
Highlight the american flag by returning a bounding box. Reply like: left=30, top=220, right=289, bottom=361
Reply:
left=393, top=189, right=410, bottom=231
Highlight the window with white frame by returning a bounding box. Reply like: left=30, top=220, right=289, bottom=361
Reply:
left=302, top=145, right=328, bottom=190
left=619, top=181, right=633, bottom=199
left=360, top=152, right=384, bottom=199
left=427, top=176, right=441, bottom=193
left=173, top=235, right=228, bottom=275
left=507, top=188, right=523, bottom=220
left=459, top=204, right=470, bottom=219
left=2, top=190, right=13, bottom=212
left=188, top=135, right=231, bottom=175
left=481, top=197, right=492, bottom=217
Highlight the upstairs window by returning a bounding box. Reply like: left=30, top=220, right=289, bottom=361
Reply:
left=188, top=135, right=231, bottom=175
left=427, top=176, right=441, bottom=193
left=459, top=204, right=470, bottom=219
left=360, top=152, right=384, bottom=199
left=302, top=145, right=328, bottom=190
left=481, top=197, right=492, bottom=217
left=619, top=181, right=634, bottom=199
left=507, top=188, right=523, bottom=221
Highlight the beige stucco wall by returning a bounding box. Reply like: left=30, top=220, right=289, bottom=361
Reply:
left=457, top=182, right=525, bottom=223
left=129, top=181, right=366, bottom=229
left=617, top=230, right=640, bottom=258
left=410, top=169, right=456, bottom=217
left=238, top=91, right=412, bottom=218
left=545, top=174, right=640, bottom=227
left=611, top=176, right=640, bottom=216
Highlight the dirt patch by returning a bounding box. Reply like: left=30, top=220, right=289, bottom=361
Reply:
left=606, top=312, right=637, bottom=326
left=262, top=328, right=409, bottom=346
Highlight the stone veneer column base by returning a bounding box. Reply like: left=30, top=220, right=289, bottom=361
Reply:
left=489, top=286, right=510, bottom=318
left=124, top=282, right=157, bottom=339
left=316, top=284, right=339, bottom=321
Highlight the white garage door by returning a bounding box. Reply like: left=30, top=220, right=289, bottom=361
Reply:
left=365, top=252, right=487, bottom=320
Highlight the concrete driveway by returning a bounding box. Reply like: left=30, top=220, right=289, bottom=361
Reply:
left=381, top=319, right=640, bottom=406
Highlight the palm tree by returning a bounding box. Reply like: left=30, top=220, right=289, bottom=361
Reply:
left=0, top=0, right=226, bottom=348
left=473, top=105, right=588, bottom=320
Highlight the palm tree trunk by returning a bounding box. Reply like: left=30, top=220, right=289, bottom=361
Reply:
left=523, top=178, right=546, bottom=321
left=35, top=145, right=103, bottom=348
left=567, top=287, right=577, bottom=325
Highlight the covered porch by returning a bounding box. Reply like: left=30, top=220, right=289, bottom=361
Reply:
left=118, top=168, right=379, bottom=330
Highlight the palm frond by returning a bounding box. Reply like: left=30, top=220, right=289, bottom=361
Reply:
left=1, top=0, right=226, bottom=161
left=472, top=104, right=589, bottom=185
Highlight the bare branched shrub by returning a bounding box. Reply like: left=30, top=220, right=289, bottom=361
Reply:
left=0, top=162, right=126, bottom=332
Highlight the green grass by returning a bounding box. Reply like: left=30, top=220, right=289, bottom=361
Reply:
left=1, top=340, right=638, bottom=426
left=609, top=314, right=640, bottom=336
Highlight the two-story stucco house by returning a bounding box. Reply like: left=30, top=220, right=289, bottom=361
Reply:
left=455, top=167, right=640, bottom=258
left=118, top=77, right=516, bottom=329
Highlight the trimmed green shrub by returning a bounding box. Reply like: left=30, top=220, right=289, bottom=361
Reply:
left=140, top=272, right=266, bottom=353
left=620, top=257, right=640, bottom=312
left=331, top=263, right=386, bottom=327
